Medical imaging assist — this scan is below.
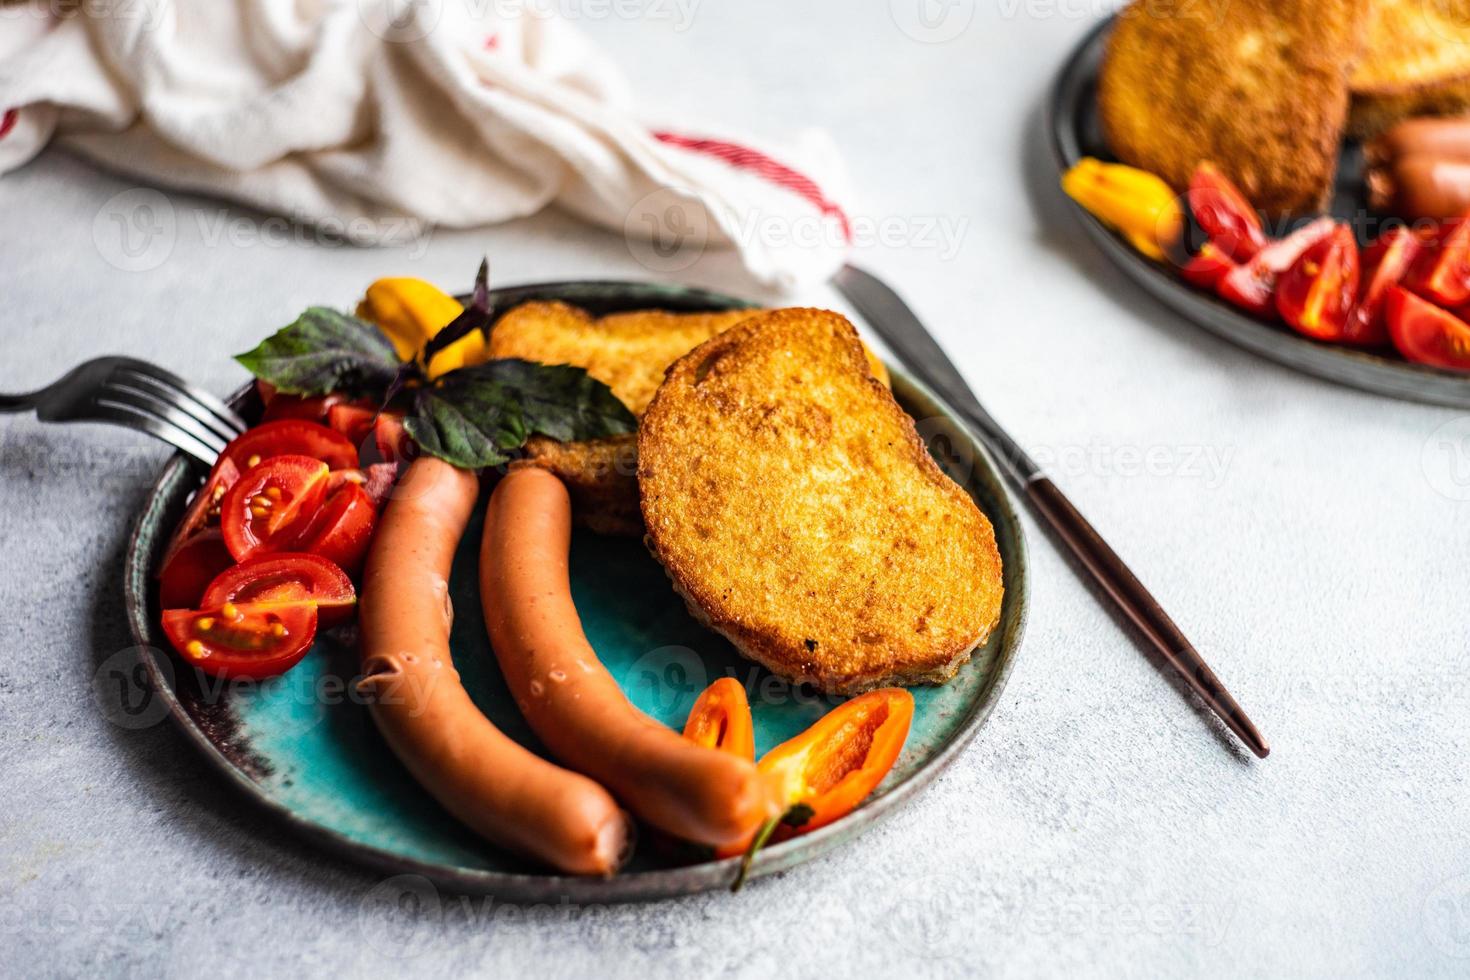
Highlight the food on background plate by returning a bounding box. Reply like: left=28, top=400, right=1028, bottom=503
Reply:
left=682, top=677, right=756, bottom=760
left=1059, top=157, right=1182, bottom=261
left=358, top=457, right=634, bottom=876
left=639, top=308, right=1005, bottom=694
left=1098, top=0, right=1360, bottom=217
left=1348, top=0, right=1470, bottom=139
left=492, top=301, right=891, bottom=535
left=1366, top=117, right=1470, bottom=219
left=480, top=467, right=777, bottom=849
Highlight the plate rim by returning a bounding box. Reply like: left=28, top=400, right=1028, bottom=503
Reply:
left=121, top=277, right=1030, bottom=902
left=1046, top=15, right=1470, bottom=409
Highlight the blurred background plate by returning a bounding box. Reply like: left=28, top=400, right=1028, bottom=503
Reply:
left=122, top=279, right=1029, bottom=902
left=1048, top=16, right=1470, bottom=409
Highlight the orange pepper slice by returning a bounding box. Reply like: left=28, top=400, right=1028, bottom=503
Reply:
left=683, top=677, right=756, bottom=760
left=728, top=687, right=914, bottom=888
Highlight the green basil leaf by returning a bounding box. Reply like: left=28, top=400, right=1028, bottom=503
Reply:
left=235, top=307, right=400, bottom=397
left=404, top=358, right=636, bottom=469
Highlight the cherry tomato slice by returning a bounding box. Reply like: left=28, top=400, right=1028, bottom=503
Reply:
left=1406, top=211, right=1470, bottom=307
left=158, top=528, right=235, bottom=609
left=262, top=392, right=357, bottom=425
left=219, top=420, right=357, bottom=472
left=163, top=457, right=240, bottom=556
left=1276, top=224, right=1360, bottom=341
left=1218, top=218, right=1335, bottom=316
left=1385, top=287, right=1470, bottom=371
left=1188, top=162, right=1267, bottom=263
left=201, top=553, right=356, bottom=627
left=220, top=455, right=331, bottom=561
left=162, top=601, right=318, bottom=680
left=297, top=483, right=376, bottom=578
left=327, top=463, right=400, bottom=509
left=683, top=678, right=755, bottom=760
left=1177, top=241, right=1237, bottom=289
left=326, top=403, right=378, bottom=448
left=1349, top=227, right=1420, bottom=346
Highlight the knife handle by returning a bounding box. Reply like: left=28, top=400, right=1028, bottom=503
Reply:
left=1023, top=477, right=1269, bottom=758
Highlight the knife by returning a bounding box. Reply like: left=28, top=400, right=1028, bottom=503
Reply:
left=833, top=263, right=1269, bottom=759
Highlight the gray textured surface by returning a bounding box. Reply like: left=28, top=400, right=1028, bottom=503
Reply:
left=3, top=4, right=1469, bottom=977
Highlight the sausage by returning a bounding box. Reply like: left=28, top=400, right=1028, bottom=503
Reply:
left=479, top=467, right=777, bottom=848
left=1365, top=117, right=1470, bottom=169
left=1366, top=153, right=1470, bottom=220
left=357, top=457, right=632, bottom=875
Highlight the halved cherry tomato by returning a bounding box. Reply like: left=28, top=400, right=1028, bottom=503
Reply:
left=373, top=412, right=412, bottom=464
left=1350, top=227, right=1421, bottom=346
left=219, top=455, right=331, bottom=561
left=201, top=553, right=356, bottom=627
left=262, top=392, right=368, bottom=425
left=1218, top=218, right=1335, bottom=316
left=158, top=528, right=235, bottom=609
left=1276, top=224, right=1360, bottom=341
left=326, top=403, right=378, bottom=448
left=297, top=483, right=376, bottom=577
left=162, top=601, right=317, bottom=679
left=1406, top=210, right=1470, bottom=307
left=219, top=420, right=357, bottom=473
left=1189, top=162, right=1267, bottom=263
left=1385, top=287, right=1470, bottom=371
left=1178, top=241, right=1237, bottom=289
left=328, top=463, right=401, bottom=509
left=683, top=678, right=755, bottom=760
left=162, top=457, right=240, bottom=554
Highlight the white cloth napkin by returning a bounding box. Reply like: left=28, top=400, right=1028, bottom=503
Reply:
left=0, top=0, right=852, bottom=290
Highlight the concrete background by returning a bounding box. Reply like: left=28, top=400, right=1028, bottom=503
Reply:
left=3, top=2, right=1468, bottom=976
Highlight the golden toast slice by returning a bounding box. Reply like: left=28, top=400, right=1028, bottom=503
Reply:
left=638, top=308, right=1004, bottom=694
left=492, top=302, right=760, bottom=535
left=494, top=301, right=890, bottom=536
left=1349, top=0, right=1470, bottom=138
left=1098, top=0, right=1362, bottom=217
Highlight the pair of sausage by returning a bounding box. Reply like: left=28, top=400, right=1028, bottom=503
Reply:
left=358, top=458, right=773, bottom=875
left=1365, top=118, right=1470, bottom=220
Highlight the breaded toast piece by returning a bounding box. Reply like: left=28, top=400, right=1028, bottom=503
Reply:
left=1348, top=0, right=1470, bottom=138
left=495, top=301, right=890, bottom=535
left=638, top=308, right=1003, bottom=694
left=1098, top=0, right=1362, bottom=216
left=493, top=302, right=760, bottom=535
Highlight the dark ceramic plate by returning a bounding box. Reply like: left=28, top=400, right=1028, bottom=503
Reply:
left=1048, top=17, right=1470, bottom=408
left=122, top=279, right=1029, bottom=902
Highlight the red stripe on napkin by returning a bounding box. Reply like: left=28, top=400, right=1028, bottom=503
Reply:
left=651, top=130, right=852, bottom=243
left=0, top=110, right=18, bottom=140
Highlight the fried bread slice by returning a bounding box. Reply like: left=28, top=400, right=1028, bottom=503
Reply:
left=495, top=301, right=890, bottom=535
left=1098, top=0, right=1362, bottom=217
left=493, top=303, right=760, bottom=535
left=638, top=308, right=1003, bottom=694
left=1349, top=0, right=1470, bottom=138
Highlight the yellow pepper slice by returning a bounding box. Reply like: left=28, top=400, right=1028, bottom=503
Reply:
left=356, top=277, right=491, bottom=379
left=1061, top=157, right=1183, bottom=262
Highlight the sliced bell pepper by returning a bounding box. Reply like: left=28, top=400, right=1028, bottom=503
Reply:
left=683, top=678, right=755, bottom=760
left=356, top=277, right=490, bottom=378
left=729, top=687, right=914, bottom=889
left=1061, top=157, right=1183, bottom=262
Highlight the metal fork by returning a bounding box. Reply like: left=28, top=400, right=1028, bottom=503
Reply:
left=0, top=356, right=247, bottom=465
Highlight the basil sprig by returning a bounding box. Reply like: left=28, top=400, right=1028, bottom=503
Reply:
left=233, top=262, right=636, bottom=469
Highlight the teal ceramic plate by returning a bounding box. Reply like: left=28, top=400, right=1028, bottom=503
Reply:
left=122, top=280, right=1029, bottom=901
